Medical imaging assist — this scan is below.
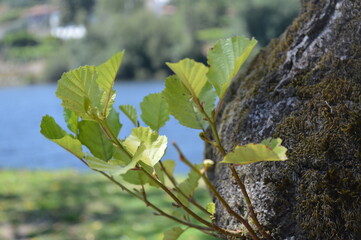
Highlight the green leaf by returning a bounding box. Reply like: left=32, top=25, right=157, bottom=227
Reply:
left=221, top=138, right=288, bottom=165
left=119, top=104, right=138, bottom=126
left=140, top=93, right=170, bottom=131
left=86, top=154, right=137, bottom=175
left=198, top=82, right=216, bottom=117
left=97, top=51, right=124, bottom=117
left=40, top=115, right=84, bottom=159
left=153, top=163, right=165, bottom=184
left=177, top=164, right=202, bottom=206
left=56, top=52, right=124, bottom=120
left=112, top=147, right=132, bottom=166
left=121, top=145, right=163, bottom=187
left=56, top=65, right=104, bottom=120
left=78, top=121, right=113, bottom=160
left=207, top=36, right=257, bottom=98
left=261, top=138, right=288, bottom=159
left=86, top=140, right=142, bottom=175
left=106, top=108, right=122, bottom=136
left=206, top=202, right=216, bottom=215
left=162, top=75, right=206, bottom=129
left=63, top=109, right=78, bottom=134
left=123, top=127, right=167, bottom=167
left=121, top=161, right=158, bottom=187
left=166, top=58, right=209, bottom=97
left=163, top=227, right=185, bottom=240
left=161, top=159, right=176, bottom=179
left=78, top=109, right=121, bottom=161
left=97, top=51, right=124, bottom=95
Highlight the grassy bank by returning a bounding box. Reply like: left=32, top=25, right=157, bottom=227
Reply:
left=0, top=170, right=218, bottom=240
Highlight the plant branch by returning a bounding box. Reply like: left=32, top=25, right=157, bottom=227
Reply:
left=77, top=148, right=217, bottom=236
left=98, top=119, right=132, bottom=159
left=229, top=165, right=271, bottom=240
left=96, top=170, right=216, bottom=234
left=173, top=142, right=260, bottom=240
left=207, top=110, right=269, bottom=239
left=159, top=161, right=211, bottom=215
left=140, top=167, right=243, bottom=238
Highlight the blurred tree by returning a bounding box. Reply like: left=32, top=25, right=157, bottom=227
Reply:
left=2, top=31, right=39, bottom=47
left=59, top=0, right=95, bottom=25
left=0, top=0, right=48, bottom=7
left=49, top=0, right=300, bottom=81
left=237, top=0, right=300, bottom=46
left=171, top=0, right=231, bottom=34
left=94, top=0, right=145, bottom=15
left=64, top=0, right=193, bottom=79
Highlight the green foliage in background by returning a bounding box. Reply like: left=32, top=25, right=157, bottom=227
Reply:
left=0, top=170, right=215, bottom=240
left=0, top=0, right=47, bottom=7
left=0, top=0, right=299, bottom=82
left=59, top=0, right=95, bottom=25
left=0, top=32, right=60, bottom=61
left=51, top=0, right=299, bottom=80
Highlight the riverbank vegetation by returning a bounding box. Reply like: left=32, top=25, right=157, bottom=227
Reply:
left=0, top=170, right=216, bottom=240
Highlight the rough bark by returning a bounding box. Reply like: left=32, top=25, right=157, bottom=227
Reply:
left=207, top=0, right=361, bottom=239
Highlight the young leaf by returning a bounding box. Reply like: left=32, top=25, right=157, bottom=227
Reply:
left=119, top=104, right=138, bottom=126
left=78, top=121, right=113, bottom=160
left=56, top=66, right=104, bottom=120
left=40, top=115, right=84, bottom=159
left=86, top=142, right=143, bottom=175
left=140, top=93, right=170, bottom=131
left=112, top=147, right=132, bottom=166
left=221, top=138, right=288, bottom=165
left=198, top=82, right=217, bottom=117
left=162, top=75, right=206, bottom=129
left=161, top=159, right=176, bottom=179
left=121, top=161, right=160, bottom=187
left=123, top=127, right=167, bottom=167
left=85, top=154, right=138, bottom=175
left=97, top=51, right=124, bottom=94
left=163, top=227, right=185, bottom=240
left=166, top=58, right=209, bottom=97
left=177, top=164, right=202, bottom=207
left=78, top=109, right=121, bottom=161
left=207, top=36, right=257, bottom=98
left=143, top=159, right=175, bottom=186
left=153, top=162, right=165, bottom=184
left=106, top=108, right=123, bottom=136
left=97, top=51, right=124, bottom=117
left=63, top=109, right=78, bottom=134
left=206, top=202, right=216, bottom=216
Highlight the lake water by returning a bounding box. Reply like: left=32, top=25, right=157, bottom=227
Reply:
left=0, top=81, right=204, bottom=173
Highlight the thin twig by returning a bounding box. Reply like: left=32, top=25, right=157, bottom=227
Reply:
left=173, top=143, right=260, bottom=240
left=159, top=161, right=211, bottom=215
left=207, top=113, right=269, bottom=239
left=96, top=170, right=216, bottom=234
left=140, top=167, right=243, bottom=238
left=229, top=165, right=271, bottom=240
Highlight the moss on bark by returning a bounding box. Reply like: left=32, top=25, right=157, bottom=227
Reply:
left=208, top=0, right=361, bottom=239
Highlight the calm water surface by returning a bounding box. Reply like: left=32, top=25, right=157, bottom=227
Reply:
left=0, top=81, right=203, bottom=173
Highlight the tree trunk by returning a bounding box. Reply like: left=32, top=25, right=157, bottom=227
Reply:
left=207, top=0, right=361, bottom=239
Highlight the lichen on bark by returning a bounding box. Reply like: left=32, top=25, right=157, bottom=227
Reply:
left=207, top=0, right=361, bottom=239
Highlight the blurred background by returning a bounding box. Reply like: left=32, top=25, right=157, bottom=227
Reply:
left=0, top=0, right=300, bottom=239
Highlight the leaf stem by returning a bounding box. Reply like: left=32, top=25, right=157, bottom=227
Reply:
left=208, top=114, right=269, bottom=239
left=96, top=170, right=216, bottom=234
left=173, top=143, right=260, bottom=240
left=159, top=161, right=211, bottom=215
left=140, top=167, right=243, bottom=238
left=98, top=119, right=132, bottom=159
left=229, top=165, right=271, bottom=240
